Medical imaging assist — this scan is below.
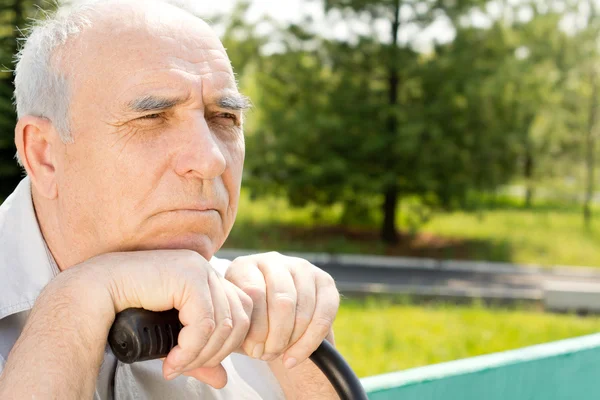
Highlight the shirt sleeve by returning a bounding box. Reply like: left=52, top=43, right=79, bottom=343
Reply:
left=209, top=256, right=232, bottom=277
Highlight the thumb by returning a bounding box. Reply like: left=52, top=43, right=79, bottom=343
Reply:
left=182, top=365, right=228, bottom=389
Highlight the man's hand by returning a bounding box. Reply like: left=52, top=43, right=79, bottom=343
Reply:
left=225, top=252, right=340, bottom=370
left=87, top=250, right=254, bottom=387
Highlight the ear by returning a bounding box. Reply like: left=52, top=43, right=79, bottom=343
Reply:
left=15, top=116, right=59, bottom=200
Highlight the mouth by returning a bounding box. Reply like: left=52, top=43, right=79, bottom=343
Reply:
left=166, top=208, right=219, bottom=215
left=149, top=207, right=221, bottom=220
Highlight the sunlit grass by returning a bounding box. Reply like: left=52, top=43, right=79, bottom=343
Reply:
left=422, top=210, right=600, bottom=267
left=334, top=299, right=600, bottom=377
left=227, top=189, right=600, bottom=267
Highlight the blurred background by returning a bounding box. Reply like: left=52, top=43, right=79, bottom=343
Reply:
left=2, top=0, right=600, bottom=379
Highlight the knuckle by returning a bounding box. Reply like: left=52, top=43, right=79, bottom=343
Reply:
left=294, top=314, right=312, bottom=329
left=296, top=258, right=315, bottom=270
left=237, top=313, right=251, bottom=332
left=297, top=291, right=315, bottom=308
left=273, top=294, right=296, bottom=312
left=241, top=284, right=265, bottom=303
left=230, top=255, right=249, bottom=266
left=198, top=317, right=216, bottom=339
left=218, top=317, right=234, bottom=335
left=304, top=262, right=318, bottom=273
left=321, top=271, right=336, bottom=286
left=331, top=289, right=341, bottom=306
left=239, top=292, right=254, bottom=314
left=314, top=316, right=334, bottom=334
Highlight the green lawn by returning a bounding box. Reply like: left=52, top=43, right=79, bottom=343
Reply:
left=226, top=190, right=600, bottom=267
left=334, top=299, right=600, bottom=378
left=422, top=210, right=600, bottom=267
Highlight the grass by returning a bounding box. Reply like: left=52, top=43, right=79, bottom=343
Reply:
left=333, top=298, right=600, bottom=378
left=225, top=189, right=600, bottom=267
left=422, top=210, right=600, bottom=267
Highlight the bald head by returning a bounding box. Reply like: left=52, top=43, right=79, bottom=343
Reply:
left=14, top=0, right=247, bottom=266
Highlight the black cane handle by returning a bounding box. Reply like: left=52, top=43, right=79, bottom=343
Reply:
left=108, top=308, right=368, bottom=400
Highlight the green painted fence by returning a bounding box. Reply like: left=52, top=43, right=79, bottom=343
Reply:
left=361, top=333, right=600, bottom=400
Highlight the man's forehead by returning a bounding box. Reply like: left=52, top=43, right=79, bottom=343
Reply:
left=114, top=70, right=242, bottom=111
left=66, top=2, right=240, bottom=114
left=67, top=0, right=232, bottom=82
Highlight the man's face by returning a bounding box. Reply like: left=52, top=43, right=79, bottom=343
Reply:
left=53, top=3, right=246, bottom=260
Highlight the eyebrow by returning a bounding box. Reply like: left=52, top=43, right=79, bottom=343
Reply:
left=126, top=93, right=252, bottom=113
left=217, top=94, right=252, bottom=111
left=127, top=95, right=190, bottom=113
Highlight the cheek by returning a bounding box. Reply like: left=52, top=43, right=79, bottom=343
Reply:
left=224, top=138, right=245, bottom=190
left=227, top=135, right=245, bottom=176
left=63, top=132, right=169, bottom=222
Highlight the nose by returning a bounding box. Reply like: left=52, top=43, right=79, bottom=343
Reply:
left=174, top=114, right=227, bottom=180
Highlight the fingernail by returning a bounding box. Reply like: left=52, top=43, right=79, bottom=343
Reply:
left=252, top=343, right=265, bottom=359
left=284, top=357, right=297, bottom=369
left=166, top=372, right=181, bottom=381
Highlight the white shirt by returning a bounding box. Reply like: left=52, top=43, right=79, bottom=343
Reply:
left=0, top=177, right=285, bottom=400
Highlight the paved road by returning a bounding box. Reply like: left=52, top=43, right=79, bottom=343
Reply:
left=216, top=249, right=600, bottom=301
left=318, top=264, right=591, bottom=300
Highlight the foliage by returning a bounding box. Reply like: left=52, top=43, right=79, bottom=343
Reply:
left=225, top=188, right=600, bottom=267
left=0, top=0, right=54, bottom=199
left=233, top=0, right=600, bottom=242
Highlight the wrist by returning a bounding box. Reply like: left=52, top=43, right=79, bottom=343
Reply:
left=0, top=270, right=113, bottom=398
left=36, top=263, right=117, bottom=345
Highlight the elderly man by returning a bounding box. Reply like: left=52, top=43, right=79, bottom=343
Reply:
left=0, top=0, right=340, bottom=398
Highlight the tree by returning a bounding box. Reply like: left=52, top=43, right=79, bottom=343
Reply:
left=320, top=0, right=489, bottom=242
left=574, top=0, right=600, bottom=227
left=244, top=0, right=546, bottom=244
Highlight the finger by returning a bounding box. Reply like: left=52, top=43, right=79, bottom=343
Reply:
left=182, top=271, right=234, bottom=371
left=226, top=260, right=269, bottom=359
left=288, top=263, right=317, bottom=346
left=282, top=272, right=339, bottom=369
left=163, top=273, right=215, bottom=378
left=182, top=365, right=228, bottom=389
left=202, top=279, right=252, bottom=366
left=257, top=258, right=297, bottom=359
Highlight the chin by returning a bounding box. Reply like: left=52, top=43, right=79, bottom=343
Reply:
left=138, top=233, right=218, bottom=260
left=133, top=211, right=227, bottom=259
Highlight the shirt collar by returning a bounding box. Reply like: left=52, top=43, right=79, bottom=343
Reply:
left=0, top=177, right=59, bottom=320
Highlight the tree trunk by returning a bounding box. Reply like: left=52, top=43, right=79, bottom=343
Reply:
left=382, top=186, right=399, bottom=243
left=523, top=142, right=534, bottom=208
left=381, top=0, right=401, bottom=244
left=584, top=69, right=598, bottom=228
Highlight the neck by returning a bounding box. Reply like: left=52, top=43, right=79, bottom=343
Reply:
left=31, top=188, right=88, bottom=271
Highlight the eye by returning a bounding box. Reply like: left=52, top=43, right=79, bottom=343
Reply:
left=215, top=112, right=239, bottom=126
left=218, top=112, right=236, bottom=120
left=138, top=113, right=163, bottom=120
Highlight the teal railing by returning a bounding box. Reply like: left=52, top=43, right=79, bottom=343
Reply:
left=361, top=333, right=600, bottom=400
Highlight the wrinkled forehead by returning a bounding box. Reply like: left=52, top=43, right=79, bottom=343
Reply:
left=65, top=4, right=236, bottom=112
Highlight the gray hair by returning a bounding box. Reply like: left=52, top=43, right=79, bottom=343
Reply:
left=13, top=0, right=204, bottom=166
